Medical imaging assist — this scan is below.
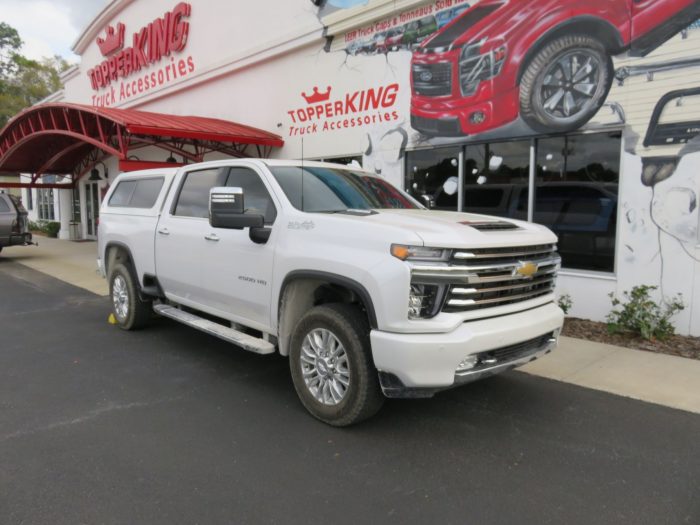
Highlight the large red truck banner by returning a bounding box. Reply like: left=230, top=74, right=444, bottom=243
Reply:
left=319, top=0, right=700, bottom=166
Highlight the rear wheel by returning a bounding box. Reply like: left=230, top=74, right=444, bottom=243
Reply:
left=520, top=35, right=613, bottom=133
left=109, top=263, right=152, bottom=330
left=289, top=303, right=384, bottom=426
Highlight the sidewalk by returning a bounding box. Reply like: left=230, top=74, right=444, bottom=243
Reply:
left=1, top=236, right=107, bottom=296
left=2, top=237, right=699, bottom=415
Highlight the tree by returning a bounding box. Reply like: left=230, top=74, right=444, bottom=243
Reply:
left=0, top=22, right=22, bottom=78
left=0, top=23, right=69, bottom=129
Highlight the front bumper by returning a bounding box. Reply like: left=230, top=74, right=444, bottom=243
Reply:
left=370, top=302, right=563, bottom=396
left=410, top=84, right=519, bottom=136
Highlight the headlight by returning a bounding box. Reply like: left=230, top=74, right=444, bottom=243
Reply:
left=391, top=244, right=449, bottom=261
left=459, top=39, right=507, bottom=96
left=408, top=284, right=443, bottom=319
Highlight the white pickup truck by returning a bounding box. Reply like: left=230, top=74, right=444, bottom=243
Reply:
left=98, top=159, right=563, bottom=426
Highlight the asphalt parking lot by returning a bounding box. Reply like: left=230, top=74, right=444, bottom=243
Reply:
left=1, top=259, right=699, bottom=525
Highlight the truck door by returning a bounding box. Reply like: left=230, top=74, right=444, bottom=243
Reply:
left=199, top=165, right=279, bottom=330
left=155, top=167, right=228, bottom=307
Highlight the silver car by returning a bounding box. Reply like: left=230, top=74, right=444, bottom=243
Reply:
left=0, top=193, right=32, bottom=253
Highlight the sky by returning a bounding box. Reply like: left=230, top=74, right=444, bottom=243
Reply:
left=0, top=0, right=109, bottom=62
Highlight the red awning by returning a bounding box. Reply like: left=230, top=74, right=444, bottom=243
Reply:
left=0, top=103, right=284, bottom=188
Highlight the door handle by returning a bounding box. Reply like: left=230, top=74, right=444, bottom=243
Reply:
left=204, top=233, right=220, bottom=242
left=157, top=228, right=170, bottom=235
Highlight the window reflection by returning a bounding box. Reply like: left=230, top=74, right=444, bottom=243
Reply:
left=463, top=140, right=530, bottom=220
left=405, top=147, right=460, bottom=210
left=536, top=133, right=620, bottom=272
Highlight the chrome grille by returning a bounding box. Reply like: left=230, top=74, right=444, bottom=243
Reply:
left=412, top=63, right=452, bottom=97
left=410, top=244, right=560, bottom=315
left=445, top=244, right=558, bottom=312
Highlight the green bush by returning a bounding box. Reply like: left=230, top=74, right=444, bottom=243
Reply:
left=43, top=221, right=60, bottom=238
left=28, top=220, right=42, bottom=232
left=606, top=285, right=684, bottom=341
left=557, top=294, right=573, bottom=315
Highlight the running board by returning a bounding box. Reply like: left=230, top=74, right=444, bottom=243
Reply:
left=153, top=304, right=275, bottom=355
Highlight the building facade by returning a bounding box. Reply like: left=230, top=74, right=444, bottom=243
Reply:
left=16, top=0, right=700, bottom=335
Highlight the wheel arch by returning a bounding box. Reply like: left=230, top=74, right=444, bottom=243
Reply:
left=277, top=271, right=378, bottom=357
left=517, top=16, right=625, bottom=83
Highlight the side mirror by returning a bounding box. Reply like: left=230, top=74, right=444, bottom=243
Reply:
left=209, top=187, right=264, bottom=230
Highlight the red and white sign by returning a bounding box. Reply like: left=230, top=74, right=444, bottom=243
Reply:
left=88, top=2, right=193, bottom=96
left=286, top=83, right=400, bottom=136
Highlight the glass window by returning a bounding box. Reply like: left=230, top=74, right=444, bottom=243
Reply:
left=225, top=167, right=277, bottom=225
left=72, top=187, right=80, bottom=222
left=270, top=166, right=419, bottom=212
left=37, top=188, right=55, bottom=221
left=26, top=189, right=33, bottom=211
left=130, top=178, right=164, bottom=208
left=536, top=132, right=620, bottom=272
left=109, top=181, right=137, bottom=207
left=405, top=147, right=460, bottom=211
left=173, top=168, right=227, bottom=218
left=463, top=140, right=530, bottom=220
left=0, top=197, right=10, bottom=212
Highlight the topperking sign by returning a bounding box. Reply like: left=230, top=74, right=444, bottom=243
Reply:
left=88, top=2, right=196, bottom=106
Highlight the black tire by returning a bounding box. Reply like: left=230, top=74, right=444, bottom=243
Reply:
left=519, top=35, right=613, bottom=133
left=289, top=303, right=384, bottom=426
left=108, top=263, right=152, bottom=330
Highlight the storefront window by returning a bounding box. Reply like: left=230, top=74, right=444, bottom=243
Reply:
left=405, top=147, right=460, bottom=210
left=462, top=140, right=531, bottom=220
left=37, top=188, right=55, bottom=221
left=321, top=156, right=362, bottom=167
left=536, top=132, right=621, bottom=272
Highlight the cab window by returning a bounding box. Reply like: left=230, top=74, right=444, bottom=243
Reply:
left=225, top=167, right=277, bottom=225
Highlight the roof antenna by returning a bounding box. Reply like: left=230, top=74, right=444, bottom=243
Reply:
left=301, top=136, right=305, bottom=212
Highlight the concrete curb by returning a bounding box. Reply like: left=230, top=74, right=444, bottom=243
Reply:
left=522, top=336, right=700, bottom=415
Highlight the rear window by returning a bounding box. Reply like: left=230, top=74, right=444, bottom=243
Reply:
left=8, top=195, right=26, bottom=213
left=0, top=196, right=10, bottom=213
left=109, top=177, right=164, bottom=209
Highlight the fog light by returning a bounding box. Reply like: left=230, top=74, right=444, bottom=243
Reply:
left=469, top=111, right=486, bottom=125
left=457, top=355, right=479, bottom=373
left=408, top=284, right=442, bottom=320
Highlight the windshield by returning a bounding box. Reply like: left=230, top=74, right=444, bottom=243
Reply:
left=268, top=166, right=421, bottom=212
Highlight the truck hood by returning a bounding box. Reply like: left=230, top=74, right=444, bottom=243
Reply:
left=366, top=209, right=557, bottom=249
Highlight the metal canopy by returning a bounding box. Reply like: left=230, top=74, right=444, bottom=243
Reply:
left=0, top=103, right=285, bottom=189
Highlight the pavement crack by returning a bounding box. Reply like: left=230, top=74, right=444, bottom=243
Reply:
left=0, top=396, right=186, bottom=443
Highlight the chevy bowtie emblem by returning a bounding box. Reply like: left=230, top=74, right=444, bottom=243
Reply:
left=514, top=261, right=538, bottom=278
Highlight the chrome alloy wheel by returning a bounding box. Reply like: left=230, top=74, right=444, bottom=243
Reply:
left=539, top=50, right=601, bottom=121
left=300, top=328, right=350, bottom=406
left=112, top=275, right=129, bottom=321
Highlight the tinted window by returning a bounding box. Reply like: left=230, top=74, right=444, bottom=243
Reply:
left=109, top=181, right=137, bottom=207
left=536, top=132, right=621, bottom=272
left=225, top=167, right=277, bottom=224
left=130, top=178, right=164, bottom=208
left=0, top=196, right=10, bottom=213
left=270, top=166, right=418, bottom=212
left=108, top=178, right=164, bottom=208
left=174, top=168, right=227, bottom=218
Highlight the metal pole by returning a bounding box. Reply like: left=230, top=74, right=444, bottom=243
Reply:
left=528, top=138, right=536, bottom=222
left=457, top=149, right=465, bottom=212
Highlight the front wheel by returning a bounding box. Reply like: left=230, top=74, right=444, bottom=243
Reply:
left=109, top=263, right=152, bottom=330
left=519, top=35, right=613, bottom=133
left=289, top=303, right=384, bottom=426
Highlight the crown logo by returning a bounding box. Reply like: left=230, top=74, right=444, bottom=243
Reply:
left=301, top=86, right=332, bottom=104
left=97, top=23, right=126, bottom=57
